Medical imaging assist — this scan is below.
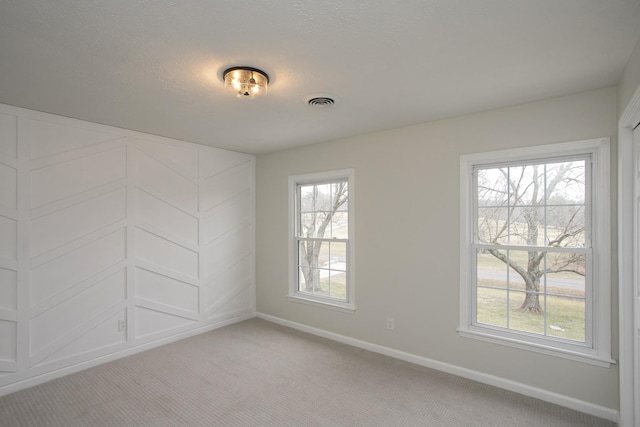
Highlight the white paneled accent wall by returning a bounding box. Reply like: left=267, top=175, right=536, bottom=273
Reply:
left=0, top=104, right=255, bottom=393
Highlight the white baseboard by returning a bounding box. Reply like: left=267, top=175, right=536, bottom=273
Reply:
left=0, top=312, right=254, bottom=398
left=256, top=312, right=618, bottom=423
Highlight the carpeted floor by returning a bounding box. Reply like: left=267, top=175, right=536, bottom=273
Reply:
left=0, top=318, right=615, bottom=426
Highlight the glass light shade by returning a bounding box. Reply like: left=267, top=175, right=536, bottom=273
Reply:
left=223, top=67, right=269, bottom=99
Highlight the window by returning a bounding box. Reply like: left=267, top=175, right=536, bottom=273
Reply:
left=288, top=169, right=355, bottom=312
left=459, top=139, right=612, bottom=366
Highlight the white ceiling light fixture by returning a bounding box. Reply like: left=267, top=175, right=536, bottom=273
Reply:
left=223, top=66, right=269, bottom=99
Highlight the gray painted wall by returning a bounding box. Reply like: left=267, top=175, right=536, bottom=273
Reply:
left=256, top=86, right=618, bottom=410
left=619, top=37, right=640, bottom=118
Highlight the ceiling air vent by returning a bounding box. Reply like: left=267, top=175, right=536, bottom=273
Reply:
left=307, top=96, right=335, bottom=108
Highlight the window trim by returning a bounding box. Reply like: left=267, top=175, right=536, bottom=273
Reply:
left=288, top=169, right=356, bottom=313
left=458, top=138, right=613, bottom=367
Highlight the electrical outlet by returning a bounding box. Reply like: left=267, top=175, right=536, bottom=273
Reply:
left=386, top=317, right=394, bottom=330
left=118, top=319, right=127, bottom=332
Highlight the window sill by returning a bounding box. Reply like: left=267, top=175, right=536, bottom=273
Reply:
left=287, top=294, right=356, bottom=314
left=457, top=327, right=615, bottom=368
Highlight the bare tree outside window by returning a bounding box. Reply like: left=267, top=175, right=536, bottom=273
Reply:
left=297, top=180, right=348, bottom=299
left=475, top=159, right=588, bottom=341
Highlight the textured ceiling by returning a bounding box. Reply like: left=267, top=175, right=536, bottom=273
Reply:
left=1, top=1, right=639, bottom=154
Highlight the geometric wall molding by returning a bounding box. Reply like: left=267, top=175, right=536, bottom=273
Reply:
left=0, top=103, right=255, bottom=393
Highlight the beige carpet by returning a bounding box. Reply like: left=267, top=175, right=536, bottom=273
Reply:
left=0, top=318, right=614, bottom=426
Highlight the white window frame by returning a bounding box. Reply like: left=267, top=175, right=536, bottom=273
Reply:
left=459, top=138, right=613, bottom=367
left=288, top=169, right=355, bottom=313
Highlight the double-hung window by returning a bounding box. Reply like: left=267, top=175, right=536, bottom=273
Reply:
left=288, top=169, right=355, bottom=312
left=459, top=139, right=612, bottom=366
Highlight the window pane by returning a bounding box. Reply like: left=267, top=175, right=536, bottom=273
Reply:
left=502, top=251, right=538, bottom=291
left=477, top=168, right=509, bottom=207
left=299, top=267, right=330, bottom=297
left=509, top=206, right=543, bottom=246
left=298, top=267, right=322, bottom=295
left=329, top=242, right=347, bottom=270
left=506, top=250, right=537, bottom=293
left=329, top=272, right=347, bottom=301
left=303, top=212, right=333, bottom=239
left=317, top=212, right=332, bottom=238
left=333, top=181, right=349, bottom=211
left=477, top=207, right=509, bottom=244
left=546, top=295, right=585, bottom=342
left=317, top=242, right=330, bottom=268
left=315, top=270, right=330, bottom=297
left=298, top=241, right=326, bottom=295
left=508, top=260, right=524, bottom=291
left=546, top=205, right=585, bottom=247
left=509, top=291, right=544, bottom=335
left=298, top=241, right=318, bottom=269
left=546, top=160, right=585, bottom=205
left=327, top=241, right=348, bottom=300
left=299, top=213, right=317, bottom=237
left=300, top=185, right=315, bottom=212
left=476, top=287, right=507, bottom=327
left=315, top=184, right=332, bottom=211
left=476, top=249, right=507, bottom=289
left=332, top=211, right=348, bottom=238
left=510, top=165, right=544, bottom=206
left=545, top=252, right=585, bottom=297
